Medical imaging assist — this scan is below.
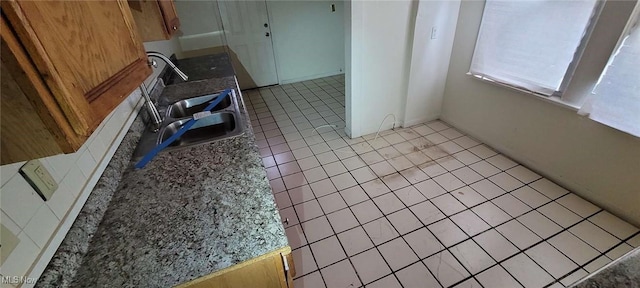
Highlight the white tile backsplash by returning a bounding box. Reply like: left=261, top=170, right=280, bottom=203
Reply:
left=62, top=165, right=88, bottom=199
left=45, top=180, right=75, bottom=219
left=23, top=205, right=60, bottom=249
left=41, top=154, right=73, bottom=183
left=1, top=175, right=43, bottom=228
left=99, top=114, right=121, bottom=146
left=76, top=149, right=97, bottom=179
left=0, top=162, right=24, bottom=187
left=0, top=232, right=40, bottom=279
left=88, top=136, right=109, bottom=164
left=1, top=212, right=21, bottom=236
left=0, top=79, right=147, bottom=280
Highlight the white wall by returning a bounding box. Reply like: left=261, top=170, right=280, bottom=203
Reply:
left=344, top=0, right=354, bottom=136
left=441, top=1, right=640, bottom=225
left=174, top=0, right=222, bottom=36
left=173, top=0, right=345, bottom=85
left=174, top=0, right=226, bottom=52
left=0, top=39, right=178, bottom=286
left=268, top=1, right=345, bottom=84
left=345, top=0, right=415, bottom=137
left=403, top=0, right=461, bottom=127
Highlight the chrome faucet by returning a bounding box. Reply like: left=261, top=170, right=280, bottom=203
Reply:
left=146, top=52, right=189, bottom=81
left=140, top=51, right=189, bottom=132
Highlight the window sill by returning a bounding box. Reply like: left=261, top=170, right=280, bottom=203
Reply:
left=466, top=73, right=580, bottom=112
left=467, top=73, right=639, bottom=138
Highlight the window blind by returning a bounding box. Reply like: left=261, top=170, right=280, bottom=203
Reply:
left=579, top=9, right=640, bottom=137
left=470, top=0, right=598, bottom=95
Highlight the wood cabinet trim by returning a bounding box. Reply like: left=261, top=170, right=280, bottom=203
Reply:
left=88, top=58, right=150, bottom=123
left=285, top=252, right=296, bottom=285
left=157, top=0, right=180, bottom=35
left=2, top=0, right=152, bottom=137
left=1, top=0, right=94, bottom=135
left=129, top=0, right=180, bottom=42
left=97, top=0, right=153, bottom=124
left=130, top=0, right=169, bottom=40
left=0, top=16, right=83, bottom=154
left=117, top=0, right=149, bottom=47
left=275, top=252, right=289, bottom=288
left=175, top=246, right=292, bottom=288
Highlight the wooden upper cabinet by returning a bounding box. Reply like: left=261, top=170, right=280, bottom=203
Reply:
left=0, top=0, right=152, bottom=164
left=128, top=0, right=180, bottom=42
left=2, top=0, right=151, bottom=136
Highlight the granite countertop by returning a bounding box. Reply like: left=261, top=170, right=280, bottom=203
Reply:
left=37, top=54, right=288, bottom=287
left=164, top=53, right=236, bottom=85
left=570, top=247, right=640, bottom=288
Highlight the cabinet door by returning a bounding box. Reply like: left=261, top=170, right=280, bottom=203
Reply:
left=157, top=0, right=180, bottom=37
left=129, top=0, right=180, bottom=42
left=1, top=16, right=85, bottom=164
left=177, top=249, right=292, bottom=288
left=2, top=0, right=151, bottom=136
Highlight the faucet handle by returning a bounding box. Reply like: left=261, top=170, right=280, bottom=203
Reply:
left=147, top=58, right=158, bottom=68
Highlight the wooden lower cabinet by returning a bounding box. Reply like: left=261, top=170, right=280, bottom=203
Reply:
left=177, top=247, right=295, bottom=288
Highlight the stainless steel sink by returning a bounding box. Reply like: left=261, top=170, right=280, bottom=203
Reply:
left=132, top=89, right=245, bottom=161
left=166, top=93, right=233, bottom=118
left=159, top=112, right=241, bottom=147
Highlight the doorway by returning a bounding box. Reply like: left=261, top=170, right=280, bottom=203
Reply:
left=173, top=0, right=346, bottom=124
left=174, top=0, right=278, bottom=89
left=218, top=1, right=279, bottom=87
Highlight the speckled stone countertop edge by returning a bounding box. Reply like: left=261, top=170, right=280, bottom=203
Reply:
left=67, top=78, right=286, bottom=286
left=35, top=114, right=148, bottom=288
left=37, top=54, right=288, bottom=288
left=34, top=80, right=169, bottom=287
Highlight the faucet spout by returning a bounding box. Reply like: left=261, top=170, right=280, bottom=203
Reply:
left=146, top=51, right=189, bottom=81
left=140, top=84, right=162, bottom=132
left=141, top=51, right=189, bottom=132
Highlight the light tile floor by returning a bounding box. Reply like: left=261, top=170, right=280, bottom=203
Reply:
left=242, top=75, right=640, bottom=288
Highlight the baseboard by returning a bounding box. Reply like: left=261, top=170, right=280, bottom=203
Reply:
left=279, top=71, right=344, bottom=85
left=403, top=114, right=440, bottom=128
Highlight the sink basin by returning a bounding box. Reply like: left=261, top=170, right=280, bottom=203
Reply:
left=166, top=92, right=232, bottom=119
left=131, top=88, right=245, bottom=162
left=159, top=112, right=241, bottom=147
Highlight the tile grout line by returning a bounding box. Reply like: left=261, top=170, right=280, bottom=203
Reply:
left=244, top=77, right=638, bottom=288
left=256, top=79, right=371, bottom=287
left=262, top=119, right=586, bottom=287
left=256, top=79, right=423, bottom=287
left=544, top=229, right=640, bottom=287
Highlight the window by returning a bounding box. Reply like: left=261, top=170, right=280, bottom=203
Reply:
left=469, top=0, right=600, bottom=96
left=470, top=0, right=640, bottom=136
left=579, top=7, right=640, bottom=136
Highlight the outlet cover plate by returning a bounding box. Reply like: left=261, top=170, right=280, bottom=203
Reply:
left=20, top=159, right=58, bottom=201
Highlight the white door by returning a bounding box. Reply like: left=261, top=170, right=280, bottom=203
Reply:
left=218, top=1, right=278, bottom=87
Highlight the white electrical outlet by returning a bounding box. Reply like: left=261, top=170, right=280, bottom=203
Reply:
left=431, top=26, right=438, bottom=39
left=20, top=159, right=58, bottom=201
